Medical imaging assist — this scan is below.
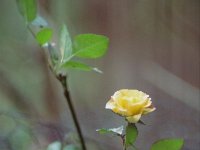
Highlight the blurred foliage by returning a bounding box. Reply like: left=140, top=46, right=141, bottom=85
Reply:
left=16, top=0, right=37, bottom=23
left=9, top=127, right=32, bottom=150
left=150, top=138, right=184, bottom=150
left=47, top=141, right=80, bottom=150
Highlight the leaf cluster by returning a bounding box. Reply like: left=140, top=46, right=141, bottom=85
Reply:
left=97, top=123, right=184, bottom=150
left=16, top=0, right=109, bottom=75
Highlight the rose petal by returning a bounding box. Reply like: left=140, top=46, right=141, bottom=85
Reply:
left=127, top=99, right=150, bottom=116
left=105, top=99, right=115, bottom=109
left=142, top=107, right=156, bottom=115
left=106, top=99, right=129, bottom=116
left=144, top=99, right=152, bottom=108
left=126, top=114, right=142, bottom=123
left=105, top=89, right=155, bottom=119
left=112, top=107, right=129, bottom=116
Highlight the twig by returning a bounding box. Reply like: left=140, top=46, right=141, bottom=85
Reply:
left=123, top=138, right=126, bottom=150
left=56, top=74, right=87, bottom=150
left=27, top=25, right=87, bottom=150
left=119, top=134, right=126, bottom=150
left=27, top=25, right=37, bottom=38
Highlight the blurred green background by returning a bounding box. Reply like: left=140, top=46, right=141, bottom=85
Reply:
left=0, top=0, right=199, bottom=150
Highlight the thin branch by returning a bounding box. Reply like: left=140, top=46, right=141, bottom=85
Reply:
left=57, top=74, right=87, bottom=150
left=27, top=24, right=87, bottom=150
left=27, top=25, right=37, bottom=38
left=123, top=137, right=126, bottom=150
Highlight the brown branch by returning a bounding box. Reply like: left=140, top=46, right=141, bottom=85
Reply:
left=27, top=22, right=87, bottom=150
left=56, top=74, right=87, bottom=150
left=122, top=135, right=126, bottom=150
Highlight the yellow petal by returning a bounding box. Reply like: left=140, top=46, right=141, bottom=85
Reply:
left=105, top=99, right=115, bottom=109
left=105, top=89, right=156, bottom=118
left=126, top=114, right=142, bottom=123
left=144, top=99, right=152, bottom=108
left=112, top=107, right=129, bottom=116
left=142, top=107, right=156, bottom=115
left=127, top=100, right=148, bottom=116
left=106, top=99, right=129, bottom=116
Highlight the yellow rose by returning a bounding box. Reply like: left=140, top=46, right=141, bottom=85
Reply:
left=105, top=89, right=155, bottom=123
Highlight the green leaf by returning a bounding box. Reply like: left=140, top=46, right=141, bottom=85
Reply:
left=59, top=24, right=72, bottom=63
left=36, top=28, right=53, bottom=45
left=96, top=126, right=123, bottom=136
left=125, top=123, right=138, bottom=147
left=61, top=61, right=102, bottom=73
left=151, top=138, right=184, bottom=150
left=47, top=141, right=61, bottom=150
left=62, top=61, right=91, bottom=71
left=48, top=44, right=59, bottom=65
left=73, top=34, right=109, bottom=58
left=16, top=0, right=37, bottom=23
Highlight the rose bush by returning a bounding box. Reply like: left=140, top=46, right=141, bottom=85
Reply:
left=106, top=89, right=156, bottom=123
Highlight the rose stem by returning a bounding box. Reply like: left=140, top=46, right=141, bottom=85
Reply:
left=57, top=74, right=87, bottom=150
left=122, top=136, right=126, bottom=150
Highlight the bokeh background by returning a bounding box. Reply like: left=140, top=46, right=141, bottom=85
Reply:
left=0, top=0, right=199, bottom=150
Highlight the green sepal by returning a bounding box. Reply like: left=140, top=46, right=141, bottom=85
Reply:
left=125, top=123, right=138, bottom=147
